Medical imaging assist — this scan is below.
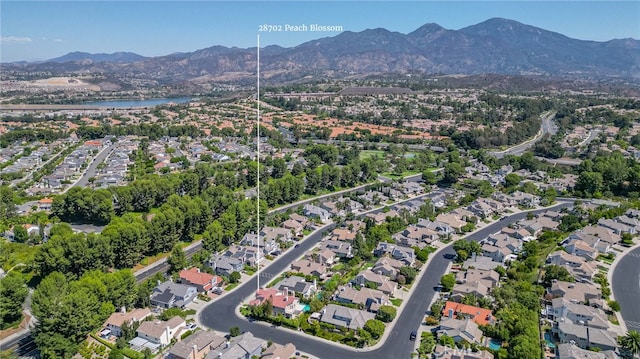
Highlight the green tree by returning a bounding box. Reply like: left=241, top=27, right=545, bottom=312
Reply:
left=0, top=273, right=28, bottom=329
left=363, top=319, right=385, bottom=339
left=229, top=271, right=241, bottom=284
left=608, top=300, right=621, bottom=312
left=0, top=186, right=16, bottom=220
left=399, top=266, right=417, bottom=284
left=375, top=305, right=397, bottom=323
left=620, top=330, right=640, bottom=359
left=542, top=265, right=573, bottom=287
left=229, top=326, right=241, bottom=337
left=440, top=274, right=455, bottom=292
left=504, top=173, right=522, bottom=188
left=443, top=162, right=463, bottom=184
left=13, top=225, right=28, bottom=243
left=168, top=244, right=187, bottom=274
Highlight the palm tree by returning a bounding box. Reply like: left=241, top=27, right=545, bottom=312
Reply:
left=620, top=330, right=640, bottom=358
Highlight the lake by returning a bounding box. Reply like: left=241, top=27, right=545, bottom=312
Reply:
left=80, top=97, right=192, bottom=108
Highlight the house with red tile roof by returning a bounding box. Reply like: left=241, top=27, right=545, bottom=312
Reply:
left=179, top=267, right=222, bottom=293
left=249, top=288, right=300, bottom=318
left=442, top=301, right=494, bottom=326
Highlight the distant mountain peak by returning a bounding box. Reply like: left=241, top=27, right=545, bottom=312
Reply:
left=47, top=51, right=148, bottom=63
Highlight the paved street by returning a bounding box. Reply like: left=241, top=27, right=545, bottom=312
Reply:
left=490, top=112, right=556, bottom=159
left=612, top=246, right=640, bottom=332
left=68, top=143, right=116, bottom=190
left=198, top=201, right=573, bottom=358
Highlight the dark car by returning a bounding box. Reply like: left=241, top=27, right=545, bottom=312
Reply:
left=410, top=330, right=418, bottom=340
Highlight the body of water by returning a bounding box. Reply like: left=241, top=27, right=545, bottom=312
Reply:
left=488, top=338, right=502, bottom=351
left=81, top=97, right=192, bottom=108
left=544, top=332, right=557, bottom=349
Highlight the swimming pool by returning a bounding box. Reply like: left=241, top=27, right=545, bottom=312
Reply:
left=488, top=338, right=502, bottom=351
left=302, top=304, right=311, bottom=312
left=544, top=332, right=556, bottom=349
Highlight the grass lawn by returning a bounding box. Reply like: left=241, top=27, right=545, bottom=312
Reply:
left=133, top=252, right=170, bottom=271
left=224, top=283, right=239, bottom=291
left=359, top=150, right=386, bottom=160
left=390, top=298, right=403, bottom=306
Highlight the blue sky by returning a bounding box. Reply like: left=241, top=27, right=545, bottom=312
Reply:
left=1, top=1, right=639, bottom=62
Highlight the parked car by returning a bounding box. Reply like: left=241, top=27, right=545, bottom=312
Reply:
left=410, top=330, right=417, bottom=341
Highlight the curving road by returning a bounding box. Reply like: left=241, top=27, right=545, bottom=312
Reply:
left=489, top=112, right=556, bottom=159
left=612, top=246, right=640, bottom=332
left=199, top=201, right=573, bottom=358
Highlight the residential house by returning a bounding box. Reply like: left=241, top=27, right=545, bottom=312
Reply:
left=371, top=256, right=404, bottom=280
left=462, top=255, right=503, bottom=271
left=547, top=281, right=601, bottom=304
left=393, top=225, right=439, bottom=245
left=150, top=281, right=198, bottom=309
left=373, top=242, right=394, bottom=257
left=290, top=259, right=327, bottom=278
left=320, top=304, right=376, bottom=330
left=303, top=204, right=331, bottom=223
left=450, top=282, right=490, bottom=303
left=205, top=332, right=266, bottom=359
left=436, top=318, right=483, bottom=344
left=416, top=218, right=454, bottom=238
left=435, top=213, right=467, bottom=233
left=391, top=246, right=416, bottom=266
left=359, top=191, right=388, bottom=206
left=597, top=218, right=635, bottom=235
left=331, top=228, right=357, bottom=242
left=335, top=285, right=388, bottom=312
left=583, top=225, right=621, bottom=246
left=261, top=226, right=293, bottom=243
left=510, top=191, right=540, bottom=207
left=321, top=240, right=353, bottom=258
left=550, top=297, right=610, bottom=330
left=352, top=270, right=396, bottom=296
left=136, top=316, right=186, bottom=346
left=455, top=269, right=500, bottom=288
left=168, top=330, right=226, bottom=359
left=179, top=267, right=223, bottom=294
left=564, top=239, right=599, bottom=261
left=208, top=254, right=244, bottom=277
left=281, top=219, right=304, bottom=237
left=344, top=220, right=366, bottom=233
left=261, top=343, right=297, bottom=359
left=275, top=276, right=317, bottom=298
left=485, top=233, right=522, bottom=253
left=289, top=213, right=310, bottom=228
left=467, top=198, right=503, bottom=218
left=250, top=288, right=300, bottom=318
left=481, top=244, right=513, bottom=263
left=312, top=248, right=337, bottom=266
left=442, top=301, right=494, bottom=326
left=556, top=321, right=618, bottom=352
left=320, top=201, right=346, bottom=217
left=104, top=308, right=151, bottom=337
left=38, top=197, right=53, bottom=211
left=547, top=251, right=596, bottom=282
left=225, top=245, right=264, bottom=266
left=518, top=216, right=560, bottom=236
left=556, top=343, right=619, bottom=359
left=365, top=210, right=399, bottom=225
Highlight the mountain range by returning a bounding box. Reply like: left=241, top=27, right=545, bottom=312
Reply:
left=3, top=18, right=639, bottom=84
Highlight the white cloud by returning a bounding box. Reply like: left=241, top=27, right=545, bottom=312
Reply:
left=0, top=36, right=33, bottom=43
left=53, top=39, right=63, bottom=43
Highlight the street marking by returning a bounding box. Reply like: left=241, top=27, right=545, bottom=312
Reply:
left=259, top=272, right=276, bottom=279
left=627, top=321, right=640, bottom=329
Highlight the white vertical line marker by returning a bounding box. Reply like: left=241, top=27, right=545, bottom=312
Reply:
left=256, top=33, right=261, bottom=292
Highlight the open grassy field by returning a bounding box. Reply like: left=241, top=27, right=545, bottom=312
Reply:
left=359, top=150, right=386, bottom=160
